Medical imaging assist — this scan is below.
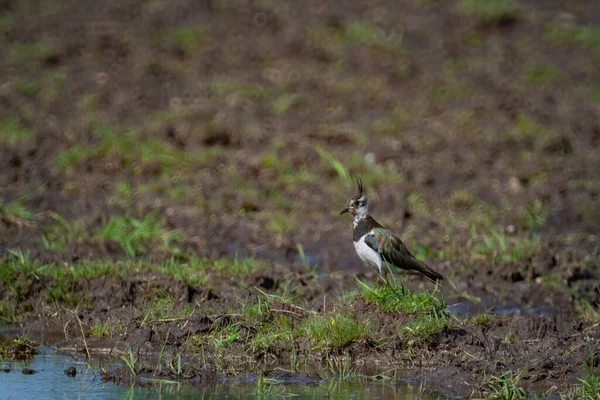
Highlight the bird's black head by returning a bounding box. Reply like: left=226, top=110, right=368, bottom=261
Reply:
left=340, top=177, right=368, bottom=217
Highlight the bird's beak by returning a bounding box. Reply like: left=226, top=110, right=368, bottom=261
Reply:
left=340, top=208, right=349, bottom=215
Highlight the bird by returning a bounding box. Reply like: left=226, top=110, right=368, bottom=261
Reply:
left=340, top=177, right=444, bottom=284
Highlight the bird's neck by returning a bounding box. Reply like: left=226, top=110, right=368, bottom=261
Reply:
left=352, top=212, right=369, bottom=229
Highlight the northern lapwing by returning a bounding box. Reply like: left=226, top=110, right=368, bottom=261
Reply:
left=340, top=177, right=444, bottom=283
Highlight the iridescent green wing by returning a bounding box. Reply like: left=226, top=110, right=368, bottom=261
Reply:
left=365, top=228, right=411, bottom=255
left=365, top=228, right=444, bottom=282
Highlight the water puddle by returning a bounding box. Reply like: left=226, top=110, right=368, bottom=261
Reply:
left=0, top=348, right=446, bottom=399
left=447, top=295, right=555, bottom=318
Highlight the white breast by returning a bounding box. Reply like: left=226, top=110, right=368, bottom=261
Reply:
left=354, top=235, right=383, bottom=274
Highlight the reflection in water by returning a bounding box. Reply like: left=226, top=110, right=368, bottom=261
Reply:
left=0, top=350, right=444, bottom=399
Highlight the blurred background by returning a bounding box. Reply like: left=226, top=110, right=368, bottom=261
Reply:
left=0, top=0, right=598, bottom=316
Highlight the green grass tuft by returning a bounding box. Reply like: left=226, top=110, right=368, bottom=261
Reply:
left=485, top=370, right=527, bottom=400
left=0, top=117, right=33, bottom=147
left=397, top=315, right=448, bottom=340
left=89, top=320, right=112, bottom=337
left=9, top=39, right=56, bottom=65
left=358, top=276, right=448, bottom=315
left=94, top=212, right=181, bottom=257
left=0, top=198, right=34, bottom=221
left=458, top=0, right=516, bottom=21
left=524, top=64, right=563, bottom=86
left=470, top=313, right=492, bottom=325
left=547, top=24, right=600, bottom=52
left=315, top=146, right=351, bottom=183
left=303, top=314, right=371, bottom=350
left=473, top=227, right=541, bottom=263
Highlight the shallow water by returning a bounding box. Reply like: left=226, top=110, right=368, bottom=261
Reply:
left=0, top=349, right=446, bottom=399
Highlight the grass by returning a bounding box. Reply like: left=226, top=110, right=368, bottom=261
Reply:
left=250, top=313, right=295, bottom=352
left=272, top=93, right=303, bottom=114
left=0, top=198, right=34, bottom=221
left=314, top=146, right=351, bottom=183
left=192, top=322, right=241, bottom=352
left=302, top=314, right=371, bottom=350
left=40, top=212, right=87, bottom=251
left=9, top=39, right=56, bottom=65
left=470, top=313, right=492, bottom=325
left=358, top=276, right=447, bottom=315
left=140, top=293, right=193, bottom=326
left=89, top=320, right=112, bottom=337
left=162, top=26, right=206, bottom=54
left=575, top=299, right=600, bottom=323
left=458, top=0, right=516, bottom=21
left=210, top=77, right=271, bottom=100
left=0, top=335, right=38, bottom=359
left=0, top=117, right=33, bottom=147
left=13, top=77, right=40, bottom=97
left=343, top=21, right=404, bottom=55
left=524, top=65, right=563, bottom=86
left=485, top=369, right=527, bottom=400
left=53, top=122, right=221, bottom=174
left=94, top=212, right=182, bottom=257
left=521, top=200, right=547, bottom=232
left=431, top=60, right=472, bottom=102
left=121, top=348, right=137, bottom=376
left=547, top=24, right=600, bottom=52
left=578, top=342, right=600, bottom=399
left=472, top=227, right=541, bottom=263
left=358, top=274, right=450, bottom=340
left=508, top=113, right=549, bottom=141
left=0, top=253, right=267, bottom=321
left=264, top=211, right=298, bottom=235
left=397, top=315, right=449, bottom=340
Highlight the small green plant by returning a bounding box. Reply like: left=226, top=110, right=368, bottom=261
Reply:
left=121, top=348, right=137, bottom=376
left=524, top=65, right=562, bottom=86
left=508, top=113, right=549, bottom=141
left=343, top=21, right=405, bottom=55
left=206, top=322, right=241, bottom=351
left=485, top=369, right=527, bottom=400
left=471, top=313, right=492, bottom=325
left=397, top=315, right=448, bottom=340
left=358, top=275, right=447, bottom=315
left=0, top=335, right=38, bottom=359
left=264, top=211, right=297, bottom=235
left=13, top=77, right=40, bottom=97
left=473, top=227, right=541, bottom=263
left=315, top=146, right=350, bottom=183
left=40, top=212, right=87, bottom=251
left=0, top=198, right=33, bottom=221
left=168, top=353, right=183, bottom=377
left=272, top=93, right=303, bottom=114
left=577, top=339, right=600, bottom=399
left=9, top=39, right=56, bottom=65
left=0, top=117, right=34, bottom=147
left=451, top=189, right=475, bottom=208
left=164, top=26, right=206, bottom=53
left=89, top=320, right=112, bottom=337
left=94, top=212, right=181, bottom=257
left=458, top=0, right=516, bottom=21
left=253, top=374, right=286, bottom=397
left=407, top=192, right=430, bottom=217
left=547, top=24, right=600, bottom=53
left=575, top=299, right=600, bottom=323
left=522, top=200, right=547, bottom=231
left=140, top=294, right=192, bottom=326
left=303, top=314, right=371, bottom=350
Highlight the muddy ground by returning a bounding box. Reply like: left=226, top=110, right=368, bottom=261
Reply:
left=0, top=0, right=599, bottom=397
